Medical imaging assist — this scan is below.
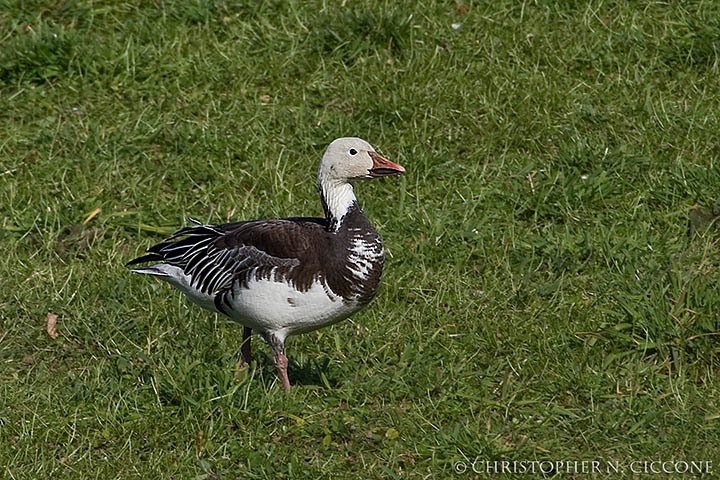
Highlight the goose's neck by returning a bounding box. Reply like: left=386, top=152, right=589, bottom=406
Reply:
left=318, top=177, right=358, bottom=232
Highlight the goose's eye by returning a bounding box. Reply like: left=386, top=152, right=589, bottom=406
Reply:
left=349, top=148, right=358, bottom=156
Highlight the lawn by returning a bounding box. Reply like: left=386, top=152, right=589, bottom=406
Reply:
left=1, top=1, right=719, bottom=478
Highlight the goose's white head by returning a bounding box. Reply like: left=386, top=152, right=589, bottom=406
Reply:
left=318, top=137, right=404, bottom=183
left=317, top=137, right=405, bottom=227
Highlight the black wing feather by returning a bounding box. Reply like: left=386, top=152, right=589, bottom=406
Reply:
left=126, top=220, right=322, bottom=296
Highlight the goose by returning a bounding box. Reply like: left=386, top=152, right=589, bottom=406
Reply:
left=127, top=137, right=405, bottom=390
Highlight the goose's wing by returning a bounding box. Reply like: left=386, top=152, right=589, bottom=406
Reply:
left=127, top=218, right=328, bottom=298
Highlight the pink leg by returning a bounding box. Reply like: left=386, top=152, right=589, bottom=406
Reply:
left=263, top=332, right=291, bottom=390
left=274, top=351, right=291, bottom=391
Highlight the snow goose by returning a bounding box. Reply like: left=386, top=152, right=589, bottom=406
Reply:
left=127, top=137, right=405, bottom=390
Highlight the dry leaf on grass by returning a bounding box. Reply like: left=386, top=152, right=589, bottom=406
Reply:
left=46, top=312, right=59, bottom=339
left=82, top=207, right=102, bottom=224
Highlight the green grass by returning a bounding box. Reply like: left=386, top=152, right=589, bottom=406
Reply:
left=1, top=0, right=719, bottom=478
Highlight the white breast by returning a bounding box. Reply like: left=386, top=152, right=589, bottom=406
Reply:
left=225, top=270, right=362, bottom=337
